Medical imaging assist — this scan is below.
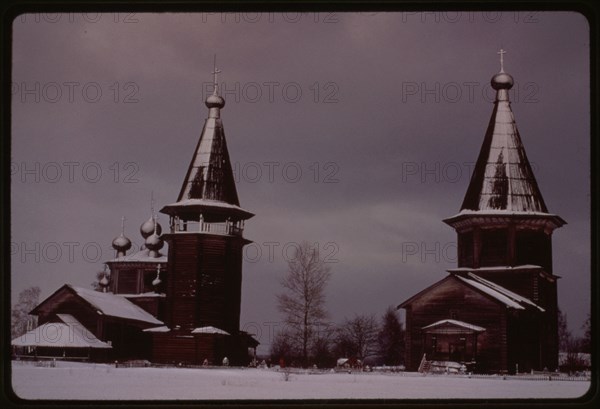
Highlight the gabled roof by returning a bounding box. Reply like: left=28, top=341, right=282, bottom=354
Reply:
left=456, top=273, right=545, bottom=312
left=191, top=326, right=230, bottom=335
left=398, top=273, right=544, bottom=312
left=422, top=319, right=485, bottom=333
left=143, top=325, right=170, bottom=333
left=12, top=314, right=112, bottom=348
left=69, top=286, right=164, bottom=324
left=32, top=284, right=163, bottom=326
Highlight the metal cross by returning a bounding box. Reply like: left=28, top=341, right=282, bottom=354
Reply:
left=497, top=48, right=507, bottom=72
left=150, top=191, right=155, bottom=215
left=211, top=54, right=221, bottom=94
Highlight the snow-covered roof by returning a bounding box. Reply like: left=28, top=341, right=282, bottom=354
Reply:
left=191, top=326, right=230, bottom=335
left=12, top=314, right=112, bottom=349
left=448, top=264, right=543, bottom=272
left=422, top=319, right=485, bottom=333
left=69, top=285, right=163, bottom=325
left=455, top=273, right=544, bottom=311
left=174, top=111, right=240, bottom=207
left=121, top=292, right=166, bottom=298
left=446, top=209, right=563, bottom=219
left=459, top=83, right=549, bottom=214
left=143, top=326, right=170, bottom=333
left=107, top=248, right=167, bottom=263
left=161, top=198, right=253, bottom=220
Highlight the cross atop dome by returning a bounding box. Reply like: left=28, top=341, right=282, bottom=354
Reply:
left=497, top=48, right=507, bottom=73
left=205, top=55, right=225, bottom=111
left=211, top=54, right=221, bottom=96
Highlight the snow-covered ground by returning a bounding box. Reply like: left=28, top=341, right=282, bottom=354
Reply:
left=11, top=361, right=590, bottom=400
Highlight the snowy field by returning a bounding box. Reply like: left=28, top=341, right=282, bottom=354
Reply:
left=11, top=361, right=590, bottom=400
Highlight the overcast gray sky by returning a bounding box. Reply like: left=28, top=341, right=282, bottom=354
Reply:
left=11, top=11, right=590, bottom=353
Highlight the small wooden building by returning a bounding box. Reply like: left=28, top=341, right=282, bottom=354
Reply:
left=22, top=284, right=163, bottom=361
left=12, top=313, right=112, bottom=361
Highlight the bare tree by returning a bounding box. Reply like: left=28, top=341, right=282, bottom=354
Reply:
left=336, top=314, right=380, bottom=362
left=277, top=241, right=332, bottom=367
left=11, top=286, right=41, bottom=339
left=270, top=330, right=295, bottom=365
left=581, top=314, right=591, bottom=353
left=558, top=307, right=571, bottom=352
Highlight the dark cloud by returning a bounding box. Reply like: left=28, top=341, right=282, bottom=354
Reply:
left=11, top=12, right=589, bottom=353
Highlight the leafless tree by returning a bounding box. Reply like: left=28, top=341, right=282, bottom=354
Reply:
left=558, top=307, right=571, bottom=352
left=336, top=314, right=380, bottom=362
left=276, top=241, right=332, bottom=367
left=11, top=286, right=41, bottom=339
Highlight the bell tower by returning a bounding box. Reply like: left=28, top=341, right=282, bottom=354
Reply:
left=159, top=58, right=254, bottom=336
left=443, top=50, right=566, bottom=370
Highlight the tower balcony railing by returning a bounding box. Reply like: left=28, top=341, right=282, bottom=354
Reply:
left=170, top=218, right=244, bottom=237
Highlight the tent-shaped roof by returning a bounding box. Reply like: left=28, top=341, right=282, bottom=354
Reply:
left=160, top=69, right=253, bottom=223
left=460, top=71, right=547, bottom=213
left=12, top=314, right=111, bottom=349
left=444, top=68, right=565, bottom=230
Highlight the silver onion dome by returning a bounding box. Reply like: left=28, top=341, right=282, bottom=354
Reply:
left=112, top=234, right=132, bottom=252
left=491, top=72, right=514, bottom=90
left=99, top=274, right=109, bottom=287
left=140, top=217, right=162, bottom=239
left=206, top=93, right=225, bottom=109
left=145, top=233, right=164, bottom=252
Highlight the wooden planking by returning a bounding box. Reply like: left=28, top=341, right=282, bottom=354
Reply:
left=164, top=233, right=245, bottom=334
left=404, top=277, right=506, bottom=372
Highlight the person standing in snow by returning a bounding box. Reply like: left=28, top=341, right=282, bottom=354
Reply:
left=222, top=357, right=229, bottom=366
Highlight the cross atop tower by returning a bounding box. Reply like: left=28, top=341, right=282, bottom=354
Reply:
left=150, top=191, right=155, bottom=215
left=497, top=48, right=507, bottom=73
left=211, top=54, right=221, bottom=95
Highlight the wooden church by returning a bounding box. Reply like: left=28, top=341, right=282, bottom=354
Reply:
left=14, top=61, right=258, bottom=365
left=398, top=52, right=566, bottom=374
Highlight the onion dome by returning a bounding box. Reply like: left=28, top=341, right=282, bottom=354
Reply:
left=491, top=48, right=514, bottom=90
left=140, top=217, right=162, bottom=239
left=112, top=234, right=132, bottom=252
left=112, top=216, right=132, bottom=258
left=491, top=72, right=514, bottom=90
left=145, top=233, right=164, bottom=252
left=205, top=55, right=225, bottom=111
left=206, top=93, right=225, bottom=109
left=99, top=274, right=109, bottom=289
